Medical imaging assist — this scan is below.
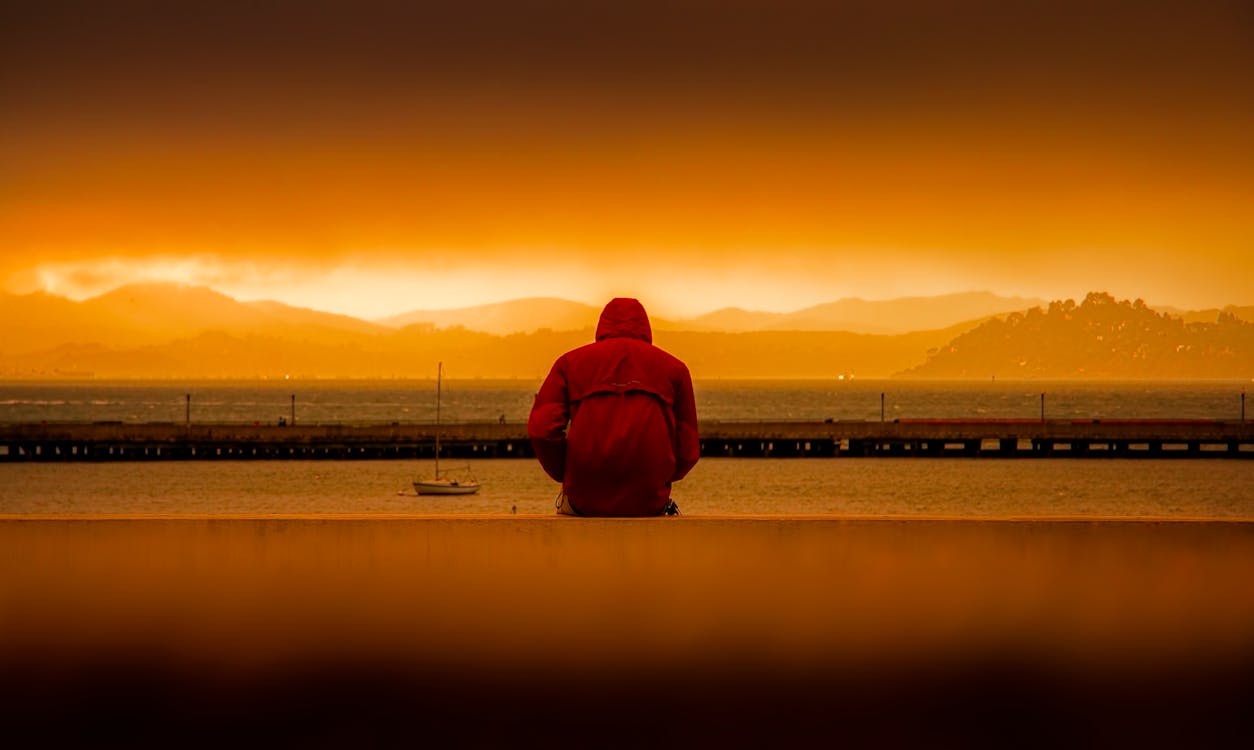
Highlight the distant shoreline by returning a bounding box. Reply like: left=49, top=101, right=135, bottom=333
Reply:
left=1, top=375, right=1251, bottom=383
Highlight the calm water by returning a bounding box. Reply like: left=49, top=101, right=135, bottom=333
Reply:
left=2, top=379, right=1251, bottom=517
left=1, top=378, right=1249, bottom=423
left=2, top=458, right=1252, bottom=517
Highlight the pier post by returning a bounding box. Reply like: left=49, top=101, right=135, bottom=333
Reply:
left=1, top=421, right=1249, bottom=463
left=291, top=394, right=296, bottom=426
left=880, top=392, right=885, bottom=422
left=1040, top=392, right=1045, bottom=422
left=185, top=393, right=191, bottom=426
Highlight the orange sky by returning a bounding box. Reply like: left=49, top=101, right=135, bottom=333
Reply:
left=2, top=0, right=1251, bottom=318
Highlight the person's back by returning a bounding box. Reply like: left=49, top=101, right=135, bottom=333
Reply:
left=528, top=298, right=699, bottom=516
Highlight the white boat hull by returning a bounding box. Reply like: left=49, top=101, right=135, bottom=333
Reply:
left=414, top=479, right=481, bottom=496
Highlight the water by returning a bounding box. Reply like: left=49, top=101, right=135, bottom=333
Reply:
left=0, top=378, right=1248, bottom=424
left=2, top=379, right=1251, bottom=517
left=2, top=458, right=1251, bottom=517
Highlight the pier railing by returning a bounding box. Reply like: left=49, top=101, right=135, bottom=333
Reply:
left=1, top=419, right=1250, bottom=461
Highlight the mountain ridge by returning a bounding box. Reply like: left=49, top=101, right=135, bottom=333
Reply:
left=3, top=284, right=1252, bottom=379
left=0, top=283, right=389, bottom=355
left=684, top=292, right=1050, bottom=334
left=376, top=297, right=605, bottom=335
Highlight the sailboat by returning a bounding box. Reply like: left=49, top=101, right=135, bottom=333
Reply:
left=414, top=362, right=481, bottom=495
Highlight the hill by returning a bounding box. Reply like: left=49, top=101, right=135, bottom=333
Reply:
left=3, top=285, right=1252, bottom=379
left=0, top=284, right=388, bottom=354
left=0, top=323, right=966, bottom=380
left=2, top=285, right=975, bottom=377
left=376, top=298, right=604, bottom=334
left=1176, top=305, right=1254, bottom=325
left=902, top=292, right=1254, bottom=378
left=375, top=291, right=1048, bottom=335
left=685, top=292, right=1048, bottom=334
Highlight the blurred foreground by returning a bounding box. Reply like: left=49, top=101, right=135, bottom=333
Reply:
left=3, top=516, right=1253, bottom=745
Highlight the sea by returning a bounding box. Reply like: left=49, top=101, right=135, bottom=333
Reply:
left=2, top=379, right=1251, bottom=517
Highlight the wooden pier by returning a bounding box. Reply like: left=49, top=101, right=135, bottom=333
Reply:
left=1, top=418, right=1251, bottom=461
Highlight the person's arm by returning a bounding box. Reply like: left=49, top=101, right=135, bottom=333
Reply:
left=528, top=358, right=570, bottom=483
left=671, top=363, right=700, bottom=482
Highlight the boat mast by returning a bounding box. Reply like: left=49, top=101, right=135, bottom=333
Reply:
left=435, top=361, right=442, bottom=478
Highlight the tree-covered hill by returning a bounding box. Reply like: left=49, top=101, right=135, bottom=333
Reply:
left=902, top=292, right=1254, bottom=378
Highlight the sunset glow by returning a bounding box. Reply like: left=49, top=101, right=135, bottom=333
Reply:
left=3, top=0, right=1252, bottom=318
left=6, top=8, right=1254, bottom=746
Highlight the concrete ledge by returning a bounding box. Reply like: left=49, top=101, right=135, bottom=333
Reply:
left=4, top=516, right=1254, bottom=744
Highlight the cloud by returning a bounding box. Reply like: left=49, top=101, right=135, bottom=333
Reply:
left=22, top=256, right=317, bottom=301
left=7, top=231, right=1253, bottom=322
left=2, top=2, right=1250, bottom=316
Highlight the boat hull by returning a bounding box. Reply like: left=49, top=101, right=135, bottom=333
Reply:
left=413, top=480, right=481, bottom=496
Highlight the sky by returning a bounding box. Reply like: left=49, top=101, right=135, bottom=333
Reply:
left=2, top=0, right=1252, bottom=319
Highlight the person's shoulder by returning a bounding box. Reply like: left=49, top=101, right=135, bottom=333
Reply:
left=563, top=340, right=602, bottom=360
left=551, top=340, right=600, bottom=371
left=649, top=343, right=691, bottom=374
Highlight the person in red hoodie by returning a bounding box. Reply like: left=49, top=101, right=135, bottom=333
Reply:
left=528, top=297, right=700, bottom=516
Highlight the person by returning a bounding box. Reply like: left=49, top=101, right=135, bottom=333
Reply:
left=528, top=297, right=699, bottom=517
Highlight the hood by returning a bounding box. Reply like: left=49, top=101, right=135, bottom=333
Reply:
left=595, top=297, right=652, bottom=343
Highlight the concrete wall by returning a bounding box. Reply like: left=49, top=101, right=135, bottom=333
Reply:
left=3, top=516, right=1253, bottom=743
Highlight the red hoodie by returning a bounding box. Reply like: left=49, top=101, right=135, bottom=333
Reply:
left=528, top=298, right=700, bottom=516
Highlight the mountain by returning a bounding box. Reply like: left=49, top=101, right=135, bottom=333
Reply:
left=683, top=307, right=790, bottom=332
left=6, top=342, right=186, bottom=378
left=3, top=284, right=1251, bottom=379
left=683, top=292, right=1048, bottom=334
left=0, top=283, right=388, bottom=354
left=902, top=292, right=1254, bottom=378
left=377, top=298, right=604, bottom=334
left=0, top=285, right=973, bottom=377
left=86, top=284, right=388, bottom=340
left=375, top=291, right=1045, bottom=336
left=0, top=290, right=85, bottom=355
left=661, top=323, right=975, bottom=379
left=0, top=323, right=966, bottom=380
left=1176, top=305, right=1254, bottom=325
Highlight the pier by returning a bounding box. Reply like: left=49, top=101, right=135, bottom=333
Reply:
left=1, top=418, right=1251, bottom=460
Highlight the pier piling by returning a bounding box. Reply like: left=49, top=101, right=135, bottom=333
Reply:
left=0, top=420, right=1250, bottom=462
